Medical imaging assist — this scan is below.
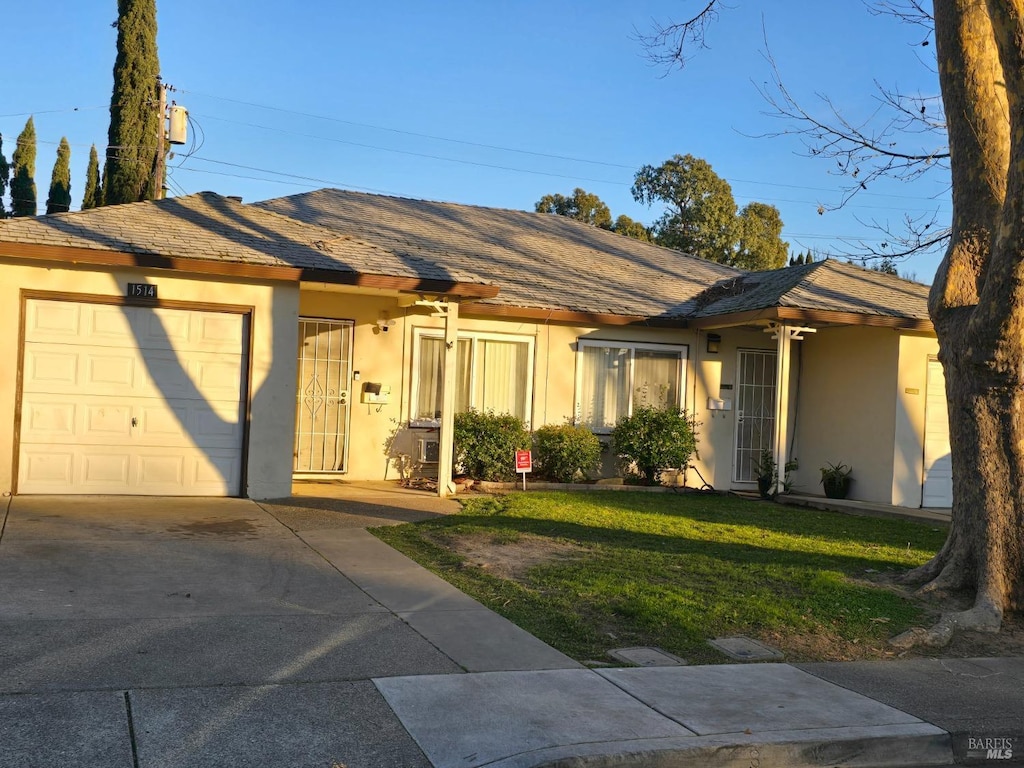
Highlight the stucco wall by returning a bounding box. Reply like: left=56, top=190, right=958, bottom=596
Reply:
left=0, top=259, right=298, bottom=500
left=892, top=333, right=941, bottom=507
left=790, top=326, right=900, bottom=503
left=298, top=288, right=781, bottom=488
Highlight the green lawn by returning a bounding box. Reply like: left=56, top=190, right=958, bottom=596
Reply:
left=371, top=491, right=948, bottom=664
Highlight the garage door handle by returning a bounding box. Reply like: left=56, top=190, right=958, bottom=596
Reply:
left=131, top=417, right=138, bottom=427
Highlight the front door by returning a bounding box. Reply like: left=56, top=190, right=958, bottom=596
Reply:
left=734, top=349, right=777, bottom=482
left=294, top=318, right=353, bottom=475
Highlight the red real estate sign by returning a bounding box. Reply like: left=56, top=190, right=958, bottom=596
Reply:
left=515, top=450, right=532, bottom=473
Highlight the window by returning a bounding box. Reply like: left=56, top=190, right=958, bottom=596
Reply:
left=576, top=340, right=687, bottom=431
left=411, top=330, right=534, bottom=424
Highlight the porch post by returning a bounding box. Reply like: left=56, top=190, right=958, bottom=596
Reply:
left=436, top=300, right=460, bottom=498
left=773, top=324, right=792, bottom=497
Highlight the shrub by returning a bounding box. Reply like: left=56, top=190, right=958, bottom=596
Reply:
left=533, top=423, right=602, bottom=483
left=453, top=410, right=531, bottom=482
left=611, top=406, right=698, bottom=486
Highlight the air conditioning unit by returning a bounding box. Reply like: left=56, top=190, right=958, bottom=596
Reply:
left=416, top=438, right=440, bottom=463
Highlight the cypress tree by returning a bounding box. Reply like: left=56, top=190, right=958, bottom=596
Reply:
left=82, top=144, right=102, bottom=209
left=0, top=133, right=10, bottom=218
left=11, top=117, right=37, bottom=217
left=105, top=0, right=161, bottom=205
left=46, top=138, right=73, bottom=214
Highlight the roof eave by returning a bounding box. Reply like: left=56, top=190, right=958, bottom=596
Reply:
left=466, top=302, right=689, bottom=328
left=0, top=242, right=498, bottom=299
left=690, top=305, right=934, bottom=332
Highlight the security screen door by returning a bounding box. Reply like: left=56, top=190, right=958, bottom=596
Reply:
left=294, top=319, right=353, bottom=474
left=734, top=349, right=777, bottom=482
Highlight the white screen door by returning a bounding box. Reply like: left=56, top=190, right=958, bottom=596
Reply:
left=734, top=349, right=777, bottom=482
left=294, top=319, right=353, bottom=474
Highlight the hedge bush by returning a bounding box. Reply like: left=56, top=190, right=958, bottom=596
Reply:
left=533, top=423, right=602, bottom=483
left=611, top=406, right=697, bottom=485
left=453, top=410, right=531, bottom=482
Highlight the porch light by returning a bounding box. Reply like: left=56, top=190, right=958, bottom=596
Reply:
left=706, top=334, right=722, bottom=354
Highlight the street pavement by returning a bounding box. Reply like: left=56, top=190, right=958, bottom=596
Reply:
left=0, top=484, right=1017, bottom=767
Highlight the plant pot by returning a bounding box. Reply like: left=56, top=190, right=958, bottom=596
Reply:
left=822, top=476, right=850, bottom=499
left=757, top=475, right=774, bottom=499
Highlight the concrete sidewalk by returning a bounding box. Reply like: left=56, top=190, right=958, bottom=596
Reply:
left=0, top=490, right=1002, bottom=767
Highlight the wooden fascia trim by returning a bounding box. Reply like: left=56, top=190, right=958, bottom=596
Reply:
left=463, top=302, right=690, bottom=328
left=689, top=305, right=934, bottom=332
left=0, top=242, right=499, bottom=298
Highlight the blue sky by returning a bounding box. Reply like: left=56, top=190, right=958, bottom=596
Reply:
left=3, top=2, right=949, bottom=279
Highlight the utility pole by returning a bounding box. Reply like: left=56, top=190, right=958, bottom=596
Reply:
left=153, top=76, right=166, bottom=200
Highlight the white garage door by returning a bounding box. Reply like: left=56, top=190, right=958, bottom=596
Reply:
left=922, top=358, right=952, bottom=508
left=17, top=299, right=248, bottom=496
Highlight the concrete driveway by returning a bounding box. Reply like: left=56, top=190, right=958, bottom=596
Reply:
left=0, top=492, right=464, bottom=768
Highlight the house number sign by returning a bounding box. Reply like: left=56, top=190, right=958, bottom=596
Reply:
left=127, top=283, right=157, bottom=299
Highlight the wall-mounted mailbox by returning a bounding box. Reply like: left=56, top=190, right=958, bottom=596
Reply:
left=707, top=397, right=732, bottom=411
left=361, top=382, right=391, bottom=404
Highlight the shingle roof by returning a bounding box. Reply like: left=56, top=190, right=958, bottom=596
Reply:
left=0, top=191, right=490, bottom=287
left=692, top=259, right=931, bottom=322
left=0, top=188, right=932, bottom=327
left=252, top=189, right=742, bottom=320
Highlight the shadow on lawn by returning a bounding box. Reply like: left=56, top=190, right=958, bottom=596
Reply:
left=415, top=506, right=944, bottom=576
left=481, top=492, right=947, bottom=551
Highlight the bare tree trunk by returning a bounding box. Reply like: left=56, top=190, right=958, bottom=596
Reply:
left=895, top=0, right=1024, bottom=646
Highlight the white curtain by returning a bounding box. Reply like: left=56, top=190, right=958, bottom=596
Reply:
left=633, top=349, right=680, bottom=410
left=581, top=345, right=630, bottom=429
left=415, top=337, right=471, bottom=420
left=478, top=339, right=529, bottom=419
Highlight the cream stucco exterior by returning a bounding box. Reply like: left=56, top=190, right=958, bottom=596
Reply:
left=789, top=326, right=941, bottom=506
left=297, top=287, right=786, bottom=491
left=0, top=260, right=299, bottom=500
left=0, top=259, right=948, bottom=509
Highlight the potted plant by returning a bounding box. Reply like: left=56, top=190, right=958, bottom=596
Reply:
left=754, top=448, right=776, bottom=499
left=820, top=462, right=852, bottom=499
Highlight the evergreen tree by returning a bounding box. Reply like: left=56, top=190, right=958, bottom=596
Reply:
left=0, top=134, right=9, bottom=218
left=631, top=154, right=738, bottom=263
left=45, top=138, right=72, bottom=214
left=11, top=117, right=37, bottom=217
left=105, top=0, right=161, bottom=205
left=734, top=202, right=788, bottom=270
left=82, top=144, right=102, bottom=209
left=535, top=188, right=613, bottom=229
left=612, top=214, right=652, bottom=242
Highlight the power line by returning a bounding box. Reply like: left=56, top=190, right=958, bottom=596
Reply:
left=182, top=90, right=637, bottom=170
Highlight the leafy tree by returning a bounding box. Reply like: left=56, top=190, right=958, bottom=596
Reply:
left=81, top=144, right=102, bottom=209
left=644, top=0, right=1024, bottom=643
left=612, top=214, right=652, bottom=242
left=0, top=134, right=9, bottom=218
left=10, top=117, right=37, bottom=217
left=735, top=202, right=788, bottom=270
left=45, top=138, right=72, bottom=215
left=631, top=154, right=738, bottom=263
left=105, top=0, right=161, bottom=205
left=535, top=187, right=612, bottom=229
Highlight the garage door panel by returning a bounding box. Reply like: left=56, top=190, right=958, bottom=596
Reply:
left=18, top=300, right=248, bottom=496
left=24, top=349, right=80, bottom=388
left=141, top=352, right=244, bottom=402
left=25, top=300, right=82, bottom=338
left=19, top=450, right=75, bottom=487
left=82, top=453, right=132, bottom=487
